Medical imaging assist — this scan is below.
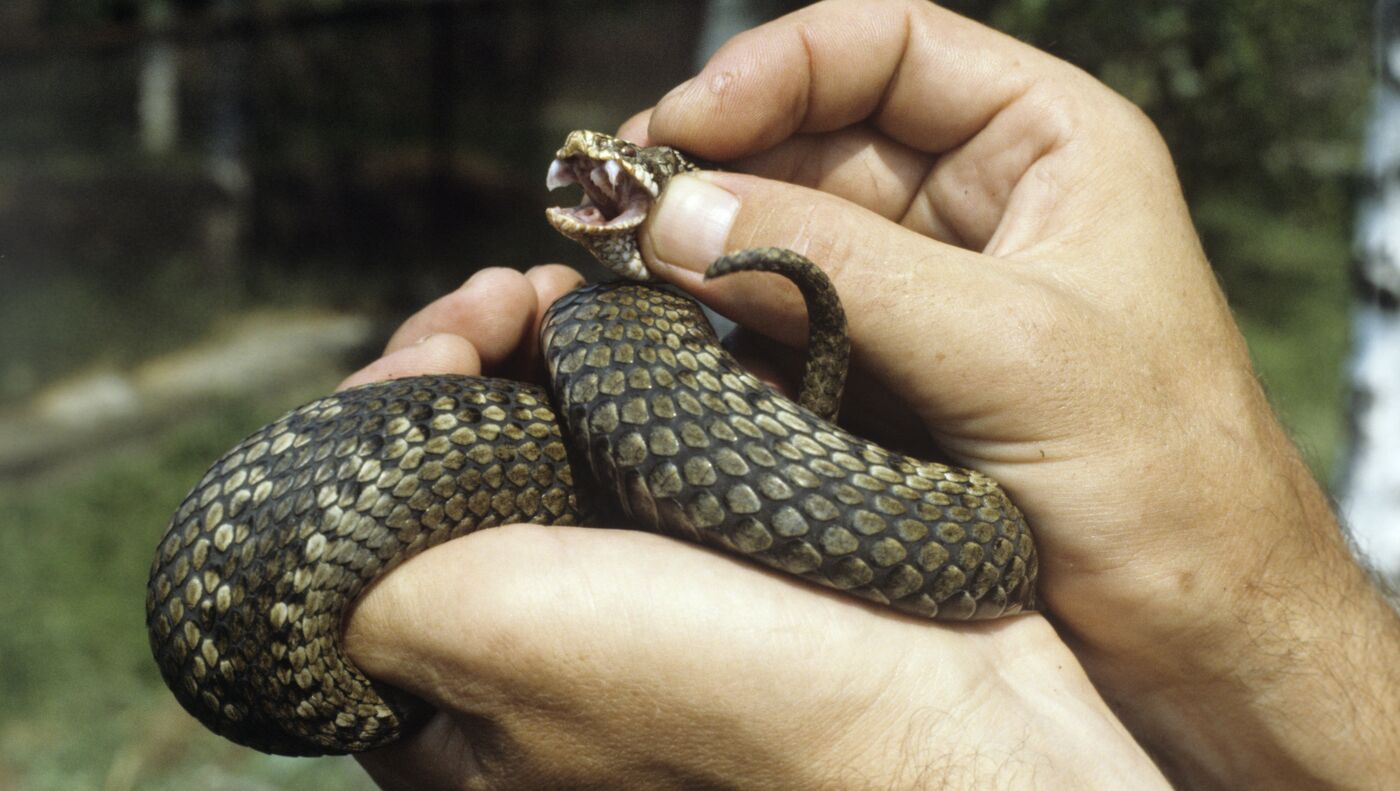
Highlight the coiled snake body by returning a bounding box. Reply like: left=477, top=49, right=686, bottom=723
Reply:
left=146, top=131, right=1038, bottom=756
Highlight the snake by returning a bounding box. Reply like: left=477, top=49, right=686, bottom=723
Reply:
left=145, top=130, right=1038, bottom=757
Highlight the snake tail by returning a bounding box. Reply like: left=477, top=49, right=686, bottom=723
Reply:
left=705, top=247, right=850, bottom=423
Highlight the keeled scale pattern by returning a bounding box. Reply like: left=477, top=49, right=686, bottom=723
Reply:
left=145, top=376, right=587, bottom=754
left=543, top=284, right=1037, bottom=621
left=147, top=282, right=1038, bottom=758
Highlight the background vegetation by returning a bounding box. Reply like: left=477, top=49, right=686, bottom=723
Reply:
left=0, top=1, right=1371, bottom=788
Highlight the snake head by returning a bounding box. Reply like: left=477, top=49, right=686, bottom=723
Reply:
left=546, top=130, right=697, bottom=280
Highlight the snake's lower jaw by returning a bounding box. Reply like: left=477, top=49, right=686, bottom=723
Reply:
left=544, top=207, right=653, bottom=281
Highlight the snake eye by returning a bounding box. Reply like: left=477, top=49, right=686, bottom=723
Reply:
left=618, top=144, right=638, bottom=158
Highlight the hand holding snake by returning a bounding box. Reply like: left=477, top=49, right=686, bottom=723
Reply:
left=149, top=1, right=1400, bottom=788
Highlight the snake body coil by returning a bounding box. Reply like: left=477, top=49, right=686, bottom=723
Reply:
left=146, top=133, right=1038, bottom=757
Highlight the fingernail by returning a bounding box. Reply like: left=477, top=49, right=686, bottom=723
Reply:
left=650, top=174, right=739, bottom=273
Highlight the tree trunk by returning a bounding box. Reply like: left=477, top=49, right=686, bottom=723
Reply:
left=202, top=0, right=249, bottom=287
left=138, top=1, right=178, bottom=156
left=1340, top=1, right=1400, bottom=582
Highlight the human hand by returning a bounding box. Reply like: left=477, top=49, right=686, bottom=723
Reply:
left=339, top=267, right=1165, bottom=790
left=614, top=0, right=1400, bottom=786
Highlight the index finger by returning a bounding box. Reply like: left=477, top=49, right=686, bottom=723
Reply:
left=649, top=0, right=1082, bottom=160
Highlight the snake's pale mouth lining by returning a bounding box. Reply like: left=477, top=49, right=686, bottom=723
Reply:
left=545, top=155, right=654, bottom=233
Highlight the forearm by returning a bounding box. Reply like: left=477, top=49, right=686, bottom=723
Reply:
left=1133, top=571, right=1399, bottom=788
left=1085, top=424, right=1400, bottom=789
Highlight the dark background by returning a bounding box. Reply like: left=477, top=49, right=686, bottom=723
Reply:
left=0, top=1, right=1369, bottom=787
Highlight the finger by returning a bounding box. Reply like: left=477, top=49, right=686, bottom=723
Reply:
left=616, top=109, right=654, bottom=145
left=513, top=264, right=586, bottom=374
left=339, top=333, right=483, bottom=390
left=524, top=264, right=585, bottom=336
left=649, top=0, right=1079, bottom=160
left=641, top=123, right=949, bottom=246
left=648, top=0, right=1169, bottom=255
left=345, top=525, right=872, bottom=699
left=643, top=171, right=1011, bottom=350
left=640, top=112, right=979, bottom=250
left=342, top=523, right=961, bottom=768
left=385, top=267, right=539, bottom=367
left=723, top=127, right=938, bottom=231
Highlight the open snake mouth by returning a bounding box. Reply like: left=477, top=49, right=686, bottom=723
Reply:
left=545, top=153, right=655, bottom=233
left=544, top=131, right=682, bottom=280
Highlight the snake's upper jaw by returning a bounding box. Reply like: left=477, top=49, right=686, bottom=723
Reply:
left=545, top=134, right=660, bottom=281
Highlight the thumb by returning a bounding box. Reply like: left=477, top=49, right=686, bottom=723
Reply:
left=344, top=523, right=878, bottom=703
left=340, top=524, right=937, bottom=774
left=639, top=171, right=1057, bottom=435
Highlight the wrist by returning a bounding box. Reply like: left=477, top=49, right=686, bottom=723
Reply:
left=828, top=617, right=1167, bottom=790
left=1116, top=577, right=1400, bottom=789
left=1078, top=438, right=1400, bottom=788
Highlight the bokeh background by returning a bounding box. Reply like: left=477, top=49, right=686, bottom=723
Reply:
left=0, top=0, right=1370, bottom=788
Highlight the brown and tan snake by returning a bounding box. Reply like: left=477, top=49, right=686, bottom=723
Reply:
left=145, top=130, right=1038, bottom=756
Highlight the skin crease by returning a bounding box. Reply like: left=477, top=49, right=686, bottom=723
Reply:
left=339, top=1, right=1400, bottom=788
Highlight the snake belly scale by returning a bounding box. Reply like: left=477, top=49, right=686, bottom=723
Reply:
left=146, top=132, right=1038, bottom=757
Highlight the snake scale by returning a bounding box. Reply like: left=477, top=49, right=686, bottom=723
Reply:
left=146, top=131, right=1038, bottom=756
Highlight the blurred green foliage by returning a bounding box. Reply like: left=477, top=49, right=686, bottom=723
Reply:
left=951, top=0, right=1369, bottom=220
